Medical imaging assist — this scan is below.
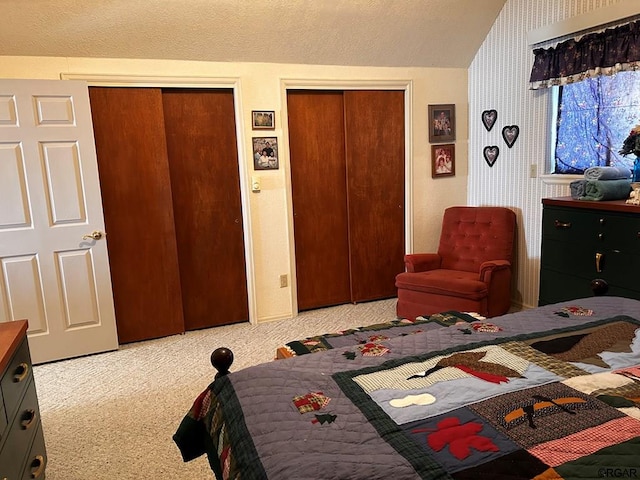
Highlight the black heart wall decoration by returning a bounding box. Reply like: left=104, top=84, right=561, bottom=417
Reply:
left=502, top=125, right=519, bottom=148
left=483, top=146, right=500, bottom=167
left=481, top=109, right=497, bottom=132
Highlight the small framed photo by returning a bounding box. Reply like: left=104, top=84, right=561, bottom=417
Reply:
left=428, top=104, right=455, bottom=143
left=252, top=110, right=275, bottom=130
left=252, top=137, right=279, bottom=170
left=431, top=144, right=455, bottom=178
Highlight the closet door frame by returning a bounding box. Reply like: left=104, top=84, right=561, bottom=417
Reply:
left=280, top=79, right=413, bottom=315
left=62, top=73, right=257, bottom=324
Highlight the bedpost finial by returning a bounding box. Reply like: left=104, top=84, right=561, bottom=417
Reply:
left=211, top=347, right=234, bottom=378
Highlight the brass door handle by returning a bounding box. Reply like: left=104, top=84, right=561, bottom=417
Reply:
left=595, top=252, right=603, bottom=272
left=82, top=230, right=105, bottom=240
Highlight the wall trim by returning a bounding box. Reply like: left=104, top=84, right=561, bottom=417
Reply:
left=279, top=77, right=413, bottom=315
left=279, top=78, right=414, bottom=90
left=61, top=72, right=259, bottom=325
left=527, top=0, right=640, bottom=45
left=61, top=73, right=241, bottom=88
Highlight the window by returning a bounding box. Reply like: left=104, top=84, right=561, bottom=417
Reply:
left=553, top=70, right=640, bottom=174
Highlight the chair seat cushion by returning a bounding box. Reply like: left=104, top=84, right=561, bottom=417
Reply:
left=395, top=269, right=488, bottom=300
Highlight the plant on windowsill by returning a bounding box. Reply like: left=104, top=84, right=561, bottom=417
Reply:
left=619, top=124, right=640, bottom=183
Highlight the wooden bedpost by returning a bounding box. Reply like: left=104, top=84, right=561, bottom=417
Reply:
left=211, top=347, right=234, bottom=378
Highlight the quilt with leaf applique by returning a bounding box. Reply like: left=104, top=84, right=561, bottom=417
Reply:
left=174, top=296, right=640, bottom=480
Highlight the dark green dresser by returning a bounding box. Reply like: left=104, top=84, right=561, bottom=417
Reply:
left=0, top=320, right=47, bottom=480
left=539, top=197, right=640, bottom=305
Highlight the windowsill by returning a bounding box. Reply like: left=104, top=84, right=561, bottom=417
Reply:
left=540, top=174, right=582, bottom=185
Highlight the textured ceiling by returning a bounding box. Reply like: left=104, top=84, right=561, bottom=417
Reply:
left=0, top=0, right=507, bottom=68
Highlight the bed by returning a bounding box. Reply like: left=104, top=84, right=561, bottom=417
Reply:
left=174, top=296, right=640, bottom=479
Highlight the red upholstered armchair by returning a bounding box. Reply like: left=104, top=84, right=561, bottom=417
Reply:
left=395, top=206, right=516, bottom=320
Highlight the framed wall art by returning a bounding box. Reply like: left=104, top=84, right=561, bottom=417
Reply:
left=252, top=137, right=279, bottom=170
left=428, top=104, right=455, bottom=143
left=431, top=144, right=455, bottom=178
left=252, top=110, right=275, bottom=130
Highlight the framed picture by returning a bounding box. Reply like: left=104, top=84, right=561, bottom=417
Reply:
left=431, top=144, right=455, bottom=178
left=252, top=110, right=275, bottom=130
left=428, top=104, right=455, bottom=143
left=252, top=137, right=279, bottom=170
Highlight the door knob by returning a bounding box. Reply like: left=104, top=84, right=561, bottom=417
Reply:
left=82, top=230, right=105, bottom=240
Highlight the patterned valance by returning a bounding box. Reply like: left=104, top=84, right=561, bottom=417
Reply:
left=529, top=20, right=640, bottom=90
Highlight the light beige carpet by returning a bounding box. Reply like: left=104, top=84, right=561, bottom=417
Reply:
left=32, top=298, right=397, bottom=480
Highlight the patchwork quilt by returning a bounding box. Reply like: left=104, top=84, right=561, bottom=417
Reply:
left=174, top=296, right=640, bottom=480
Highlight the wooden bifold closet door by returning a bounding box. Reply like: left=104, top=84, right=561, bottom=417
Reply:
left=89, top=87, right=248, bottom=344
left=288, top=90, right=405, bottom=311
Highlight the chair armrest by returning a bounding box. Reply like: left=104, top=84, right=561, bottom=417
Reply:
left=404, top=253, right=442, bottom=273
left=479, top=260, right=511, bottom=283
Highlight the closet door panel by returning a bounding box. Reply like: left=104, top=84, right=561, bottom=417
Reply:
left=344, top=90, right=405, bottom=302
left=162, top=89, right=248, bottom=329
left=89, top=87, right=185, bottom=343
left=288, top=91, right=351, bottom=310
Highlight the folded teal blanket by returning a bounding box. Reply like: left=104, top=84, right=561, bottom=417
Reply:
left=570, top=179, right=587, bottom=199
left=584, top=166, right=631, bottom=180
left=579, top=179, right=631, bottom=201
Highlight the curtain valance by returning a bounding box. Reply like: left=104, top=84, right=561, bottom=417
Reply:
left=529, top=20, right=640, bottom=89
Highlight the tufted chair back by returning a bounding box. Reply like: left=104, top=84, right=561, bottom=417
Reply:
left=438, top=207, right=516, bottom=273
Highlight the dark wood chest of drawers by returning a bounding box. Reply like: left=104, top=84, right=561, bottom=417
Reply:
left=539, top=197, right=640, bottom=306
left=0, top=320, right=47, bottom=480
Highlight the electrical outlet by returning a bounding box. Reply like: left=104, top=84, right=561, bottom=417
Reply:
left=529, top=164, right=537, bottom=178
left=279, top=274, right=288, bottom=288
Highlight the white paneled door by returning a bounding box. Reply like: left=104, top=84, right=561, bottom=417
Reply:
left=0, top=79, right=118, bottom=364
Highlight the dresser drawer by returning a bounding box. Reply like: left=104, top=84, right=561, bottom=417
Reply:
left=542, top=207, right=601, bottom=242
left=543, top=206, right=640, bottom=252
left=539, top=268, right=640, bottom=305
left=0, top=339, right=33, bottom=422
left=542, top=239, right=639, bottom=290
left=0, top=377, right=40, bottom=480
left=21, top=423, right=46, bottom=480
left=539, top=238, right=640, bottom=283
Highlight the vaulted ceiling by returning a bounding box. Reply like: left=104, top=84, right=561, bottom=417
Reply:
left=0, top=0, right=507, bottom=68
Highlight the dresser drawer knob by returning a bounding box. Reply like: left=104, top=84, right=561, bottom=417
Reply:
left=30, top=455, right=45, bottom=478
left=591, top=278, right=609, bottom=296
left=20, top=409, right=36, bottom=429
left=599, top=218, right=606, bottom=225
left=13, top=362, right=29, bottom=382
left=554, top=219, right=571, bottom=229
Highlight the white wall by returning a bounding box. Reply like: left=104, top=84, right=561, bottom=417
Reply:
left=468, top=0, right=627, bottom=309
left=0, top=56, right=469, bottom=322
